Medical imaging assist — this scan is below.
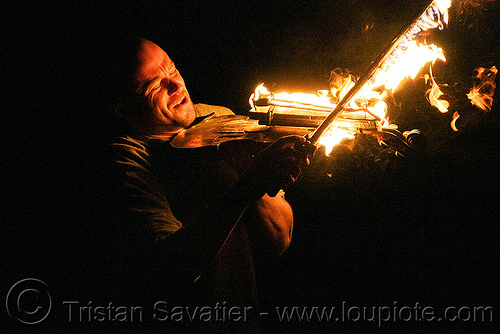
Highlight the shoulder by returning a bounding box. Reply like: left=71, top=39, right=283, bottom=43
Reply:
left=106, top=135, right=160, bottom=191
left=106, top=135, right=183, bottom=233
left=109, top=135, right=152, bottom=165
left=194, top=103, right=234, bottom=118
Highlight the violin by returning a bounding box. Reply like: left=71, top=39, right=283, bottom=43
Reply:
left=170, top=113, right=427, bottom=161
left=169, top=114, right=313, bottom=178
left=171, top=114, right=310, bottom=148
left=160, top=111, right=427, bottom=223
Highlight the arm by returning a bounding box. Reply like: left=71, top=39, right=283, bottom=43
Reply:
left=158, top=135, right=306, bottom=279
left=245, top=192, right=294, bottom=257
left=111, top=135, right=306, bottom=282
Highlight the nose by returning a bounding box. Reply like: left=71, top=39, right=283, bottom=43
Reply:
left=167, top=80, right=180, bottom=95
left=164, top=76, right=183, bottom=96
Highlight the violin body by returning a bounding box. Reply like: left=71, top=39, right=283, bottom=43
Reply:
left=170, top=114, right=312, bottom=149
left=149, top=115, right=306, bottom=222
left=168, top=114, right=312, bottom=177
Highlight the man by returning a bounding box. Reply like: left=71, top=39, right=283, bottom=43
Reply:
left=73, top=36, right=308, bottom=332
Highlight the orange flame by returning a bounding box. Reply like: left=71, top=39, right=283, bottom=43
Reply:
left=252, top=83, right=333, bottom=109
left=366, top=41, right=446, bottom=93
left=451, top=111, right=460, bottom=131
left=329, top=68, right=356, bottom=104
left=426, top=66, right=450, bottom=113
left=456, top=0, right=495, bottom=27
left=457, top=0, right=492, bottom=15
left=250, top=0, right=453, bottom=155
left=467, top=66, right=497, bottom=112
left=319, top=128, right=355, bottom=156
left=362, top=23, right=374, bottom=40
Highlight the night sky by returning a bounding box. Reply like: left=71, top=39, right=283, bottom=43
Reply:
left=3, top=0, right=500, bottom=332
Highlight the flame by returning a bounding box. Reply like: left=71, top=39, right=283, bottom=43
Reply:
left=250, top=0, right=453, bottom=155
left=426, top=66, right=450, bottom=112
left=362, top=23, right=374, bottom=40
left=251, top=83, right=334, bottom=109
left=252, top=83, right=270, bottom=99
left=273, top=90, right=333, bottom=108
left=329, top=68, right=356, bottom=104
left=456, top=0, right=495, bottom=28
left=318, top=127, right=355, bottom=155
left=457, top=0, right=490, bottom=14
left=467, top=66, right=497, bottom=112
left=450, top=111, right=460, bottom=131
left=368, top=42, right=446, bottom=93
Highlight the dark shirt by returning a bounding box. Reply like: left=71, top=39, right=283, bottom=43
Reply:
left=91, top=104, right=261, bottom=332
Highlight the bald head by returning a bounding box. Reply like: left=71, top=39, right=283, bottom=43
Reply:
left=109, top=38, right=196, bottom=138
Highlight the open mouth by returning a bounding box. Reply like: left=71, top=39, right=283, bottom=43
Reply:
left=174, top=96, right=187, bottom=108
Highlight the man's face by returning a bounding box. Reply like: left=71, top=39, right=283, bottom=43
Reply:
left=126, top=39, right=196, bottom=137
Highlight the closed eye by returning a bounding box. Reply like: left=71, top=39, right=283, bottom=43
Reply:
left=145, top=80, right=162, bottom=96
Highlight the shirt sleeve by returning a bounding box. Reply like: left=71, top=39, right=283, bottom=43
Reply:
left=109, top=135, right=182, bottom=241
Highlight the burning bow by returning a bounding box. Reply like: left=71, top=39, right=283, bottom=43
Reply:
left=250, top=0, right=454, bottom=157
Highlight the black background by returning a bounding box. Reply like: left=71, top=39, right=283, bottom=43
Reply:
left=3, top=0, right=500, bottom=332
